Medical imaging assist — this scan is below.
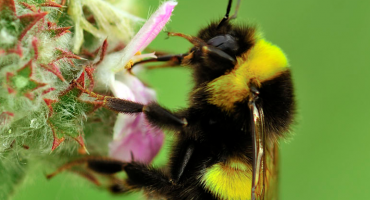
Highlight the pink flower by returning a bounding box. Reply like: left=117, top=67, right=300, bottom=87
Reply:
left=115, top=0, right=178, bottom=72
left=105, top=1, right=178, bottom=163
left=109, top=74, right=164, bottom=163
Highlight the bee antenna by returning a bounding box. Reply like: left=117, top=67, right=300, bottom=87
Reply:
left=217, top=0, right=241, bottom=29
left=230, top=0, right=241, bottom=20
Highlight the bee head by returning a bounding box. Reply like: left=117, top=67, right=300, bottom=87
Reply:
left=198, top=21, right=255, bottom=58
left=177, top=21, right=256, bottom=85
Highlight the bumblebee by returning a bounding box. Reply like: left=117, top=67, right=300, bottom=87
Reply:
left=48, top=0, right=295, bottom=199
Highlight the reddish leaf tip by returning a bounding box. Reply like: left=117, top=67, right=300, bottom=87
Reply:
left=42, top=87, right=55, bottom=95
left=74, top=135, right=89, bottom=155
left=7, top=87, right=15, bottom=94
left=24, top=92, right=34, bottom=100
left=32, top=37, right=39, bottom=60
left=47, top=26, right=72, bottom=38
left=94, top=39, right=108, bottom=66
left=19, top=2, right=37, bottom=12
left=18, top=12, right=48, bottom=40
left=3, top=111, right=15, bottom=117
left=40, top=1, right=63, bottom=8
left=75, top=71, right=85, bottom=88
left=44, top=98, right=58, bottom=116
left=40, top=63, right=66, bottom=82
left=51, top=137, right=65, bottom=151
left=55, top=48, right=84, bottom=61
left=0, top=0, right=16, bottom=16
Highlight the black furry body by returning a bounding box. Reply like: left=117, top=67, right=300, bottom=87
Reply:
left=100, top=21, right=295, bottom=200
left=64, top=20, right=295, bottom=200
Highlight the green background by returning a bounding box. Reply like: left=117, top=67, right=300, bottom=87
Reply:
left=12, top=0, right=370, bottom=199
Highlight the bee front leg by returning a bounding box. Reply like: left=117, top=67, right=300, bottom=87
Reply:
left=104, top=97, right=188, bottom=131
left=73, top=80, right=188, bottom=131
left=132, top=53, right=187, bottom=69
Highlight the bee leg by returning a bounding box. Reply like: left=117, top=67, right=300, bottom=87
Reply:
left=167, top=32, right=206, bottom=47
left=70, top=169, right=101, bottom=186
left=109, top=179, right=130, bottom=194
left=104, top=98, right=188, bottom=130
left=74, top=80, right=188, bottom=130
left=132, top=53, right=188, bottom=69
left=143, top=102, right=188, bottom=130
left=121, top=162, right=176, bottom=196
left=68, top=158, right=176, bottom=196
left=47, top=157, right=134, bottom=194
left=46, top=157, right=126, bottom=179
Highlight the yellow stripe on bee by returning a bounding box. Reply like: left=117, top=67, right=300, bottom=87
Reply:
left=207, top=39, right=288, bottom=111
left=201, top=159, right=252, bottom=200
left=239, top=39, right=288, bottom=82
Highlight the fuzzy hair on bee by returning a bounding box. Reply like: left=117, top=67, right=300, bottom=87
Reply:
left=47, top=0, right=295, bottom=200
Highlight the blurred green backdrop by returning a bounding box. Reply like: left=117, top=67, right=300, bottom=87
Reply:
left=12, top=0, right=370, bottom=199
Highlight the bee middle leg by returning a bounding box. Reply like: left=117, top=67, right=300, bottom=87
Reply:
left=120, top=162, right=176, bottom=195
left=48, top=157, right=178, bottom=196
left=86, top=158, right=178, bottom=196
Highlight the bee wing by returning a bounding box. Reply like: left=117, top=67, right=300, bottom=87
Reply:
left=264, top=137, right=279, bottom=200
left=249, top=100, right=279, bottom=200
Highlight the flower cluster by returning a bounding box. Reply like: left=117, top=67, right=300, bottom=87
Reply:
left=0, top=0, right=177, bottom=198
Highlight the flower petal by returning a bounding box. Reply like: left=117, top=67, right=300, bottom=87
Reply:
left=105, top=1, right=176, bottom=164
left=114, top=0, right=178, bottom=72
left=110, top=73, right=163, bottom=163
left=115, top=72, right=156, bottom=104
left=109, top=113, right=164, bottom=163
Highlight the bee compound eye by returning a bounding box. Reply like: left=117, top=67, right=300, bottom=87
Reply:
left=206, top=34, right=239, bottom=54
